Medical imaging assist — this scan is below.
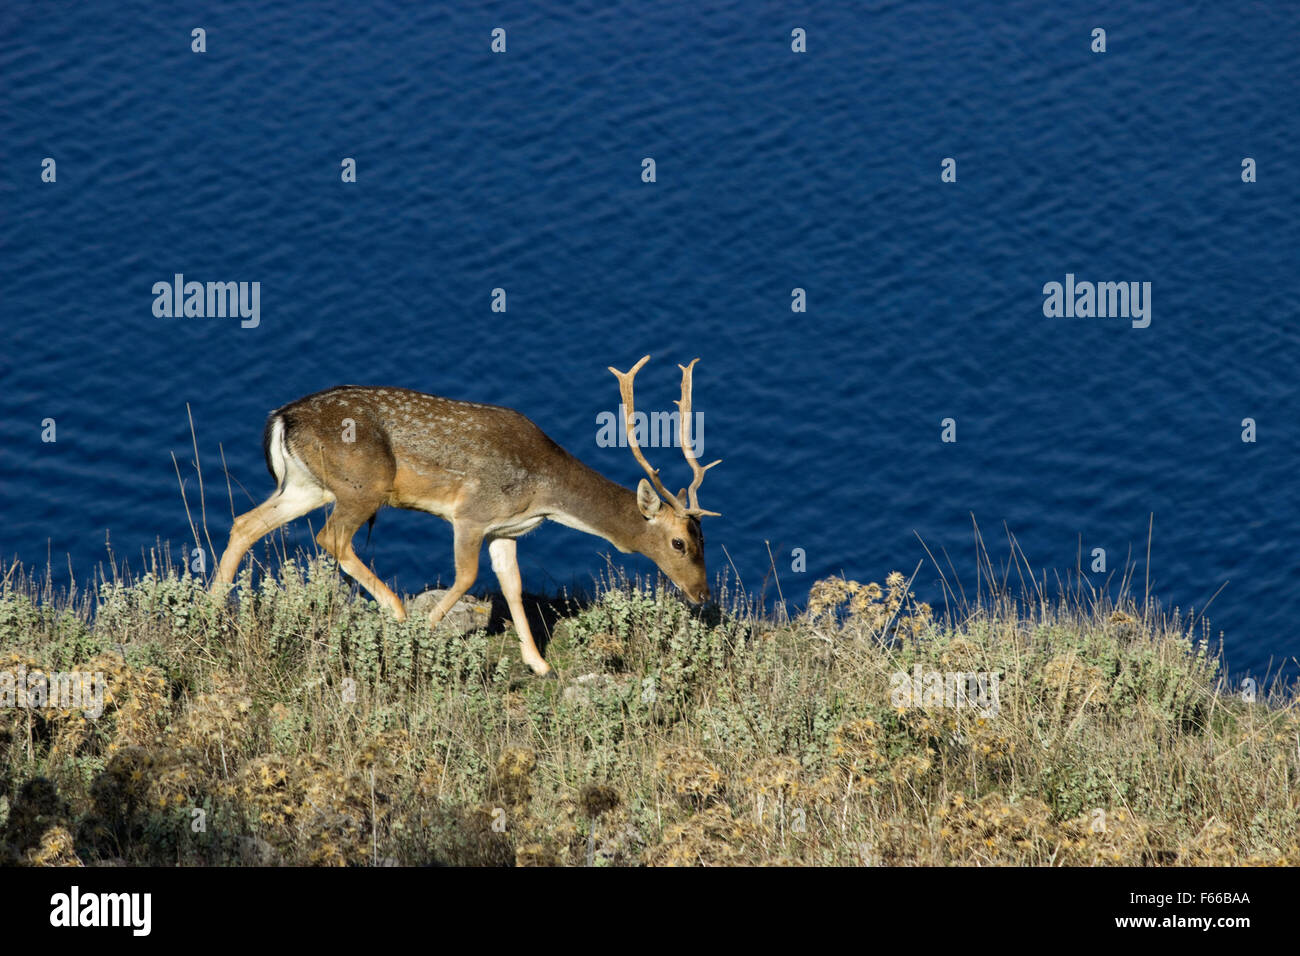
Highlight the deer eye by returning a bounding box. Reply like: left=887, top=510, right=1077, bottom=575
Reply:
left=671, top=538, right=686, bottom=553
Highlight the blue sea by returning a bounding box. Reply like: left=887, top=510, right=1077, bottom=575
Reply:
left=2, top=0, right=1297, bottom=681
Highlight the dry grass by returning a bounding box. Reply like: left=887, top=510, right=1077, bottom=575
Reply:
left=0, top=553, right=1296, bottom=867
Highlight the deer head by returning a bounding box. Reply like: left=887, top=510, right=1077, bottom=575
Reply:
left=609, top=355, right=721, bottom=604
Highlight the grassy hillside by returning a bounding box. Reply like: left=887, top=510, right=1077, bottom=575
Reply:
left=1, top=555, right=1296, bottom=866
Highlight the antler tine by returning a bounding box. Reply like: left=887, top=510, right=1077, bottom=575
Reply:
left=675, top=358, right=722, bottom=518
left=608, top=355, right=684, bottom=514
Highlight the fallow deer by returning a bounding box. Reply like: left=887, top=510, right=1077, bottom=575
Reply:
left=210, top=356, right=721, bottom=677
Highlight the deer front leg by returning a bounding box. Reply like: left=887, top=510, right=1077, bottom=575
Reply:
left=428, top=523, right=483, bottom=628
left=487, top=537, right=552, bottom=677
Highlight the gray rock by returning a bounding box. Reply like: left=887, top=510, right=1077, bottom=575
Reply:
left=407, top=589, right=492, bottom=636
left=562, top=672, right=631, bottom=704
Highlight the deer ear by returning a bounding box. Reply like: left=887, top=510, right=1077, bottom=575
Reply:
left=636, top=479, right=663, bottom=518
left=676, top=488, right=689, bottom=508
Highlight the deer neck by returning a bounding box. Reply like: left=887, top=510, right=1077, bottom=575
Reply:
left=543, top=458, right=648, bottom=554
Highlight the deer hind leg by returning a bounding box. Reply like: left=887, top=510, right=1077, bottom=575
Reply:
left=316, top=499, right=407, bottom=620
left=428, top=522, right=484, bottom=629
left=213, top=479, right=331, bottom=589
left=487, top=537, right=551, bottom=677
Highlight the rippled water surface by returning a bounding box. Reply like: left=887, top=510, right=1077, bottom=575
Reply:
left=2, top=0, right=1298, bottom=677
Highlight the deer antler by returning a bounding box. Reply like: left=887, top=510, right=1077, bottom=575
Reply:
left=608, top=355, right=722, bottom=519
left=676, top=358, right=722, bottom=517
left=609, top=355, right=684, bottom=515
